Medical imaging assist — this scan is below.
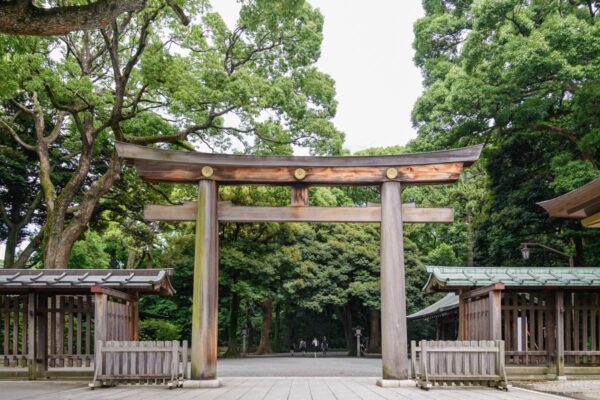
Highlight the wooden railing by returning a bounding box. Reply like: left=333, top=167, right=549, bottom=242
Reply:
left=1, top=295, right=28, bottom=367
left=411, top=340, right=508, bottom=390
left=91, top=340, right=189, bottom=388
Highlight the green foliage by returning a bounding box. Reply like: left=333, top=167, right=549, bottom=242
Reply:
left=68, top=231, right=111, bottom=269
left=139, top=319, right=181, bottom=341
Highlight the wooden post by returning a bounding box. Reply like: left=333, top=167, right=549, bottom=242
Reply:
left=489, top=289, right=502, bottom=340
left=379, top=181, right=408, bottom=381
left=130, top=296, right=139, bottom=341
left=458, top=291, right=466, bottom=340
left=191, top=179, right=219, bottom=380
left=28, top=294, right=47, bottom=380
left=94, top=292, right=108, bottom=343
left=555, top=291, right=565, bottom=379
left=291, top=184, right=309, bottom=206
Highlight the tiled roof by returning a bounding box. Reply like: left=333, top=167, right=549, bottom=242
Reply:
left=424, top=266, right=600, bottom=292
left=0, top=269, right=175, bottom=295
left=407, top=293, right=458, bottom=321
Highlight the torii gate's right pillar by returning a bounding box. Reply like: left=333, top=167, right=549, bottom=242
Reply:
left=378, top=181, right=409, bottom=385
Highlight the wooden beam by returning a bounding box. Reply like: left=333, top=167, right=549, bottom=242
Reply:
left=583, top=211, right=600, bottom=228
left=144, top=202, right=454, bottom=223
left=462, top=283, right=505, bottom=300
left=117, top=141, right=483, bottom=168
left=133, top=160, right=464, bottom=185
left=90, top=285, right=135, bottom=302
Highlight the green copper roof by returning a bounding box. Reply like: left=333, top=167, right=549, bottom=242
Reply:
left=424, top=266, right=600, bottom=293
left=407, top=293, right=458, bottom=321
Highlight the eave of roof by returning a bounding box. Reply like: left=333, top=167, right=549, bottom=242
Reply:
left=537, top=179, right=600, bottom=219
left=0, top=269, right=175, bottom=295
left=115, top=142, right=483, bottom=168
left=424, top=266, right=600, bottom=293
left=407, top=293, right=458, bottom=321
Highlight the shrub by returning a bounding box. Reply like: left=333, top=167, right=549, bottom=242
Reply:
left=139, top=318, right=180, bottom=341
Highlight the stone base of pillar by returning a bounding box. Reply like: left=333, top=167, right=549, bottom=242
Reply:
left=182, top=379, right=223, bottom=388
left=376, top=379, right=416, bottom=388
left=556, top=375, right=567, bottom=381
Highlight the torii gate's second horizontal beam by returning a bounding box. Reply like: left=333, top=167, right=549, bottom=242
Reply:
left=145, top=202, right=454, bottom=223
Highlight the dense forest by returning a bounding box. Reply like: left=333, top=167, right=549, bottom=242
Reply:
left=1, top=0, right=600, bottom=355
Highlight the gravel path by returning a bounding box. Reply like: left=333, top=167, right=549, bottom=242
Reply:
left=518, top=380, right=600, bottom=399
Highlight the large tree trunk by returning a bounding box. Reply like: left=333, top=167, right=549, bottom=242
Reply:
left=333, top=304, right=355, bottom=356
left=0, top=0, right=145, bottom=36
left=368, top=309, right=381, bottom=353
left=273, top=302, right=281, bottom=352
left=224, top=292, right=240, bottom=357
left=256, top=299, right=273, bottom=355
left=3, top=229, right=17, bottom=268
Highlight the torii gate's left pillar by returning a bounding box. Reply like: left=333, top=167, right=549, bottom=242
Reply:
left=185, top=179, right=222, bottom=388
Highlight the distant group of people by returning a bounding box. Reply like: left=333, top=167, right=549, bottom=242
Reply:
left=290, top=336, right=328, bottom=357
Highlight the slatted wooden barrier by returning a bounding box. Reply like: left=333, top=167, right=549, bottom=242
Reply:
left=564, top=292, right=600, bottom=365
left=502, top=292, right=551, bottom=366
left=411, top=340, right=508, bottom=390
left=48, top=295, right=95, bottom=367
left=91, top=340, right=189, bottom=389
left=0, top=295, right=28, bottom=367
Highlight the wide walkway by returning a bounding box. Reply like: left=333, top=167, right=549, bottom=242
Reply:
left=2, top=378, right=568, bottom=400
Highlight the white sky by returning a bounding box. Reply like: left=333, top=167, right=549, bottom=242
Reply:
left=211, top=0, right=425, bottom=152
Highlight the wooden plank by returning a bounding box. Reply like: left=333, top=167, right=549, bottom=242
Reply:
left=94, top=293, right=107, bottom=344
left=57, top=296, right=64, bottom=367
left=35, top=295, right=48, bottom=379
left=3, top=296, right=9, bottom=356
left=593, top=294, right=597, bottom=364
left=90, top=285, right=135, bottom=302
left=12, top=297, right=18, bottom=356
left=135, top=160, right=466, bottom=185
left=463, top=283, right=506, bottom=300
left=489, top=290, right=502, bottom=340
left=21, top=296, right=27, bottom=358
left=556, top=291, right=565, bottom=377
left=67, top=297, right=73, bottom=365
left=380, top=181, right=408, bottom=380
left=190, top=180, right=219, bottom=380
left=117, top=141, right=482, bottom=168
left=144, top=202, right=454, bottom=223
left=291, top=185, right=308, bottom=206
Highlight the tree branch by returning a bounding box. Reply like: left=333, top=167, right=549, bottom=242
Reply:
left=0, top=118, right=36, bottom=151
left=0, top=0, right=146, bottom=36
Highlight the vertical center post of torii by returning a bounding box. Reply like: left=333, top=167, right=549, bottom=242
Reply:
left=380, top=181, right=409, bottom=382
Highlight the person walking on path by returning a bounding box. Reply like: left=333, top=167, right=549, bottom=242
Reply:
left=290, top=342, right=295, bottom=357
left=311, top=337, right=319, bottom=358
left=321, top=336, right=329, bottom=357
left=299, top=339, right=307, bottom=356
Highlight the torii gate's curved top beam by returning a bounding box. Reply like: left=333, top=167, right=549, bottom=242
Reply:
left=115, top=142, right=483, bottom=185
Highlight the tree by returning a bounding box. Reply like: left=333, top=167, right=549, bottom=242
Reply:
left=413, top=0, right=600, bottom=165
left=0, top=0, right=341, bottom=268
left=0, top=0, right=192, bottom=36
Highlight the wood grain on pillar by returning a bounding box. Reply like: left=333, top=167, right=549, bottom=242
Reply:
left=380, top=181, right=408, bottom=380
left=191, top=180, right=219, bottom=380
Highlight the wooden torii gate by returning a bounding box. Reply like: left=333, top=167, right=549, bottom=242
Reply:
left=116, top=142, right=482, bottom=386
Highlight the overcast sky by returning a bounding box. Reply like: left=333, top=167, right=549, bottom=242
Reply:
left=212, top=0, right=425, bottom=152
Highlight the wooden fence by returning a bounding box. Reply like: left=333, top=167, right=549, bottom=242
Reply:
left=1, top=295, right=28, bottom=367
left=91, top=340, right=189, bottom=388
left=564, top=292, right=600, bottom=365
left=1, top=292, right=136, bottom=372
left=502, top=292, right=551, bottom=366
left=411, top=340, right=508, bottom=390
left=48, top=295, right=95, bottom=367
